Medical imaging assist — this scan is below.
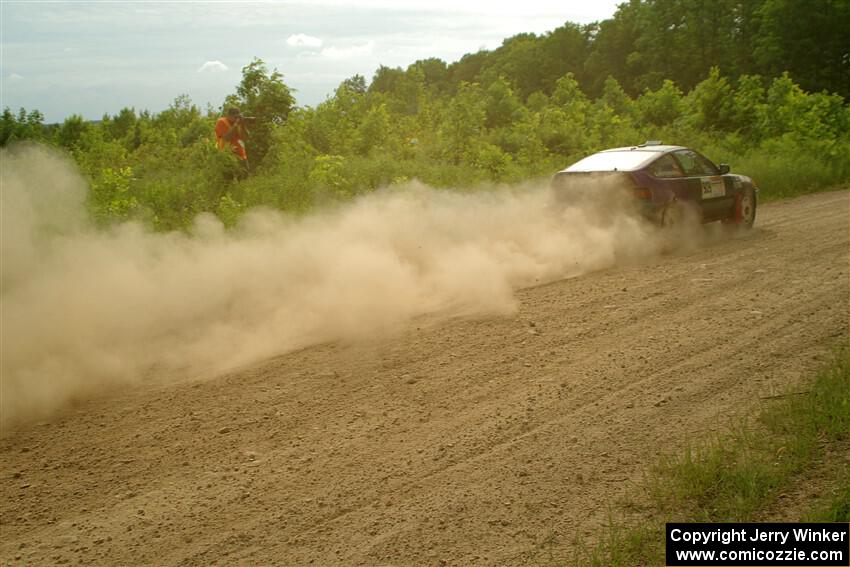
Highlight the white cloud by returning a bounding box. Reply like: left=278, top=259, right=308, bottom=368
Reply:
left=320, top=41, right=375, bottom=59
left=286, top=33, right=323, bottom=48
left=8, top=73, right=24, bottom=82
left=296, top=0, right=617, bottom=20
left=197, top=60, right=229, bottom=73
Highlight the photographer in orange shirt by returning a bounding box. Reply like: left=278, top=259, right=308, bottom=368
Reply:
left=215, top=107, right=254, bottom=170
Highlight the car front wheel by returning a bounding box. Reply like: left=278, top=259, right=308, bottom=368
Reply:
left=739, top=187, right=756, bottom=229
left=722, top=186, right=756, bottom=230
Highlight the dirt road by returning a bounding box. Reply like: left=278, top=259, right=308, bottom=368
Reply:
left=2, top=190, right=848, bottom=566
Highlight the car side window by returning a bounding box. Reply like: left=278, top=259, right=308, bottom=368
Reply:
left=674, top=150, right=718, bottom=176
left=648, top=154, right=683, bottom=178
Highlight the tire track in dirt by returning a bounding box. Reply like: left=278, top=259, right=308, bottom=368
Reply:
left=1, top=190, right=847, bottom=567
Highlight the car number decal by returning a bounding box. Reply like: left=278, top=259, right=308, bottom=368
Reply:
left=701, top=176, right=725, bottom=199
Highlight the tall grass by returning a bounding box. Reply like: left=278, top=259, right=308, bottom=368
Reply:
left=703, top=137, right=850, bottom=201
left=574, top=348, right=850, bottom=566
left=806, top=477, right=850, bottom=522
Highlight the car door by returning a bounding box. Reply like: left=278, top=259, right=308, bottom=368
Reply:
left=671, top=149, right=735, bottom=221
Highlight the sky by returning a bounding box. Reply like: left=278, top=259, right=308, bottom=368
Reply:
left=1, top=0, right=622, bottom=123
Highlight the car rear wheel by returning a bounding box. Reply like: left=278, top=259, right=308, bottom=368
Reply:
left=660, top=198, right=682, bottom=229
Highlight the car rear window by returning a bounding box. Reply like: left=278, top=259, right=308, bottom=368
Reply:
left=565, top=150, right=664, bottom=172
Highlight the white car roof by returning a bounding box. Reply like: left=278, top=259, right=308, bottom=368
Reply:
left=555, top=145, right=691, bottom=173
left=601, top=145, right=685, bottom=153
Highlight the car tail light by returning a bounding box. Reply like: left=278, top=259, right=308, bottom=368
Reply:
left=633, top=187, right=652, bottom=199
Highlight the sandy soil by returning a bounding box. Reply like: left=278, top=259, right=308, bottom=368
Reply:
left=2, top=189, right=848, bottom=567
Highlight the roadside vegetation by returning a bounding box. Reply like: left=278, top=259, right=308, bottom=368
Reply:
left=2, top=0, right=848, bottom=231
left=575, top=349, right=850, bottom=566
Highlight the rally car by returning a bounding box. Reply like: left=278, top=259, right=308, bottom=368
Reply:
left=551, top=142, right=757, bottom=228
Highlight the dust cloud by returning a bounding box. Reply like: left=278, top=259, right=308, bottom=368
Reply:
left=1, top=145, right=664, bottom=427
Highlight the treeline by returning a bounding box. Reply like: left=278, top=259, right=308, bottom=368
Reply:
left=2, top=0, right=848, bottom=231
left=369, top=0, right=849, bottom=102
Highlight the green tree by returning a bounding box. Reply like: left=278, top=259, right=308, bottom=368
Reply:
left=536, top=75, right=595, bottom=157
left=55, top=114, right=91, bottom=149
left=685, top=67, right=735, bottom=131
left=597, top=76, right=636, bottom=119
left=761, top=73, right=849, bottom=142
left=391, top=66, right=425, bottom=115
left=447, top=50, right=489, bottom=88
left=761, top=72, right=808, bottom=138
left=368, top=65, right=404, bottom=94
left=754, top=0, right=850, bottom=98
left=584, top=0, right=646, bottom=96
left=340, top=74, right=367, bottom=95
left=309, top=154, right=349, bottom=197
left=484, top=77, right=524, bottom=129
left=409, top=58, right=449, bottom=93
left=0, top=108, right=17, bottom=145
left=303, top=85, right=362, bottom=155
left=479, top=33, right=546, bottom=98
left=492, top=112, right=548, bottom=169
left=225, top=58, right=296, bottom=167
left=355, top=103, right=391, bottom=155
left=731, top=74, right=767, bottom=140
left=437, top=82, right=486, bottom=164
left=0, top=107, right=45, bottom=145
left=154, top=95, right=208, bottom=148
left=109, top=107, right=137, bottom=142
left=637, top=80, right=684, bottom=126
left=536, top=23, right=591, bottom=95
